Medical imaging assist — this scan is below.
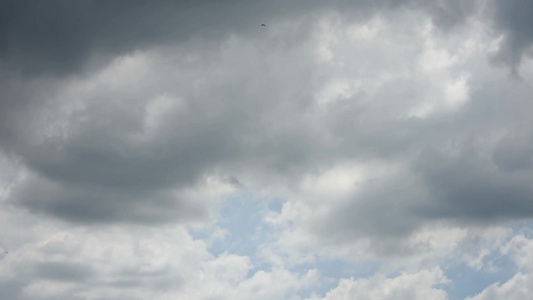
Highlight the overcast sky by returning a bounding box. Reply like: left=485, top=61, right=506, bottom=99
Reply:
left=2, top=0, right=533, bottom=299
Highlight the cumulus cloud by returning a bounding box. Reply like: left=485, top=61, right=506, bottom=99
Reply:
left=0, top=218, right=316, bottom=300
left=307, top=268, right=449, bottom=300
left=467, top=233, right=533, bottom=300
left=2, top=0, right=533, bottom=299
left=2, top=0, right=532, bottom=227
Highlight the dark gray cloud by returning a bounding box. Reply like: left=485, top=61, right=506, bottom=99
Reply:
left=1, top=32, right=325, bottom=223
left=414, top=146, right=533, bottom=221
left=1, top=0, right=247, bottom=77
left=2, top=0, right=530, bottom=79
left=10, top=175, right=207, bottom=224
left=0, top=0, right=485, bottom=78
left=1, top=0, right=533, bottom=230
left=0, top=0, right=319, bottom=77
left=0, top=279, right=25, bottom=300
left=33, top=261, right=94, bottom=282
left=411, top=69, right=533, bottom=223
left=490, top=0, right=533, bottom=73
left=409, top=0, right=480, bottom=29
left=492, top=134, right=533, bottom=171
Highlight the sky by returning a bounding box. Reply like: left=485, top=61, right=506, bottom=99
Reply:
left=1, top=0, right=533, bottom=299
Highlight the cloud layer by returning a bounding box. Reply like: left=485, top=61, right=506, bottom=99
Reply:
left=2, top=0, right=533, bottom=299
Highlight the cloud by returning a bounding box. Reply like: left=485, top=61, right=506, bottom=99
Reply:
left=0, top=0, right=281, bottom=77
left=9, top=172, right=218, bottom=224
left=0, top=216, right=317, bottom=300
left=489, top=0, right=533, bottom=73
left=246, top=10, right=533, bottom=257
left=307, top=268, right=449, bottom=300
left=0, top=0, right=490, bottom=78
left=467, top=272, right=533, bottom=300
left=1, top=0, right=532, bottom=233
left=467, top=233, right=533, bottom=300
left=3, top=0, right=531, bottom=77
left=2, top=1, right=533, bottom=299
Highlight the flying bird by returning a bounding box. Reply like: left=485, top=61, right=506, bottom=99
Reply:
left=261, top=24, right=266, bottom=27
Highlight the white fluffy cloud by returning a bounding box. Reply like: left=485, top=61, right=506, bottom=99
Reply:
left=0, top=216, right=316, bottom=300
left=467, top=233, right=533, bottom=300
left=307, top=268, right=449, bottom=300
